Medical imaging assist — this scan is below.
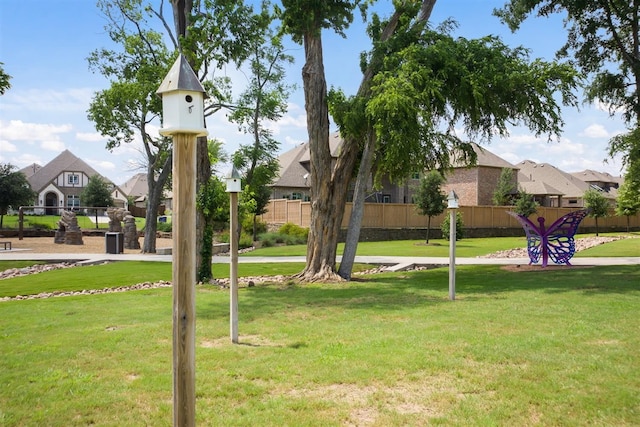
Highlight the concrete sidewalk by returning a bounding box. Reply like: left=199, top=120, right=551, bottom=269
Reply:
left=1, top=249, right=638, bottom=269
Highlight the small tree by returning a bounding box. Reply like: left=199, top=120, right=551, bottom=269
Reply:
left=0, top=62, right=11, bottom=95
left=583, top=188, right=609, bottom=236
left=615, top=180, right=640, bottom=232
left=441, top=211, right=465, bottom=241
left=414, top=171, right=447, bottom=243
left=514, top=190, right=538, bottom=217
left=493, top=168, right=516, bottom=206
left=80, top=175, right=114, bottom=228
left=0, top=164, right=36, bottom=228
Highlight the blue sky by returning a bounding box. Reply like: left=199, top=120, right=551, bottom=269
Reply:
left=0, top=0, right=627, bottom=186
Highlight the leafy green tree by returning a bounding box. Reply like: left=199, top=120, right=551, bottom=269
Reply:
left=0, top=62, right=11, bottom=95
left=196, top=176, right=228, bottom=282
left=333, top=1, right=578, bottom=279
left=196, top=139, right=228, bottom=282
left=495, top=0, right=640, bottom=183
left=88, top=2, right=173, bottom=253
left=228, top=28, right=293, bottom=241
left=514, top=190, right=538, bottom=217
left=441, top=211, right=465, bottom=241
left=280, top=0, right=368, bottom=282
left=583, top=188, right=610, bottom=236
left=615, top=179, right=640, bottom=232
left=80, top=175, right=114, bottom=228
left=493, top=168, right=516, bottom=206
left=414, top=171, right=447, bottom=243
left=0, top=164, right=36, bottom=228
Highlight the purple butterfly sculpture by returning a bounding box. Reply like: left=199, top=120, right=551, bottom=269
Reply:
left=506, top=209, right=589, bottom=267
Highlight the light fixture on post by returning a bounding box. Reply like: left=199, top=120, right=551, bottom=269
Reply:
left=447, top=190, right=459, bottom=301
left=226, top=166, right=241, bottom=344
left=156, top=53, right=208, bottom=427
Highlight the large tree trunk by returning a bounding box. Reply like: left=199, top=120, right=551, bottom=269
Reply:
left=142, top=154, right=172, bottom=253
left=337, top=0, right=438, bottom=279
left=300, top=0, right=437, bottom=282
left=298, top=32, right=341, bottom=282
left=337, top=131, right=375, bottom=280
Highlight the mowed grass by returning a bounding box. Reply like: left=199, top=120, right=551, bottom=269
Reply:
left=1, top=264, right=639, bottom=426
left=246, top=236, right=531, bottom=258
left=576, top=234, right=640, bottom=257
left=246, top=233, right=639, bottom=258
left=0, top=262, right=309, bottom=298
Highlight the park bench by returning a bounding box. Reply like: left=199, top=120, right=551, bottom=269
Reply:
left=1, top=241, right=11, bottom=250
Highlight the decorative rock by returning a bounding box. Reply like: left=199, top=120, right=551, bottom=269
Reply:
left=54, top=210, right=83, bottom=245
left=123, top=214, right=140, bottom=249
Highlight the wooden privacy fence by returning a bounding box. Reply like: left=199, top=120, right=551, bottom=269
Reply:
left=261, top=199, right=640, bottom=230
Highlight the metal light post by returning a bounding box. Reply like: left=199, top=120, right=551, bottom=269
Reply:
left=226, top=167, right=241, bottom=344
left=157, top=54, right=208, bottom=427
left=447, top=190, right=459, bottom=301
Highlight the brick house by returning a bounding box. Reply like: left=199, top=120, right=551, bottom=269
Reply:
left=440, top=144, right=518, bottom=206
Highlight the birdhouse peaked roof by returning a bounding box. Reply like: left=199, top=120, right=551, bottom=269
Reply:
left=156, top=54, right=207, bottom=96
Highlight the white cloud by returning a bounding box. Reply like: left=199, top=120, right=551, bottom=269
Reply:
left=41, top=140, right=66, bottom=151
left=506, top=134, right=544, bottom=145
left=76, top=132, right=106, bottom=142
left=1, top=88, right=96, bottom=113
left=0, top=119, right=72, bottom=142
left=0, top=140, right=17, bottom=152
left=579, top=124, right=610, bottom=139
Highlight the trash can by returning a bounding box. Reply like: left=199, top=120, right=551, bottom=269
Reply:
left=105, top=232, right=124, bottom=254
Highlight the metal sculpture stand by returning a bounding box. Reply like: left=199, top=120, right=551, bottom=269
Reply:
left=507, top=209, right=589, bottom=267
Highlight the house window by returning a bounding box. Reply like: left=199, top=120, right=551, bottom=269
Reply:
left=68, top=174, right=79, bottom=185
left=67, top=195, right=80, bottom=209
left=568, top=199, right=578, bottom=205
left=383, top=195, right=391, bottom=203
left=292, top=192, right=302, bottom=200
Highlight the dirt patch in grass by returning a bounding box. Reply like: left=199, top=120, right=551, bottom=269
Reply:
left=2, top=235, right=173, bottom=254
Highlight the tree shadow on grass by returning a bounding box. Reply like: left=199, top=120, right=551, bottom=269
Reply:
left=199, top=265, right=639, bottom=322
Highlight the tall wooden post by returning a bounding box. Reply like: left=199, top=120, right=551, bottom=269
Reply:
left=447, top=191, right=459, bottom=301
left=230, top=191, right=239, bottom=343
left=226, top=167, right=242, bottom=344
left=157, top=54, right=208, bottom=427
left=448, top=208, right=456, bottom=301
left=172, top=134, right=197, bottom=426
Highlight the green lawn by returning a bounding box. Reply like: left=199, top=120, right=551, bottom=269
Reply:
left=1, top=265, right=638, bottom=426
left=248, top=236, right=531, bottom=258
left=576, top=234, right=640, bottom=257
left=247, top=233, right=640, bottom=258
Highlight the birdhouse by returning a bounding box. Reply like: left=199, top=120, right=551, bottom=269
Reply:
left=447, top=190, right=459, bottom=209
left=226, top=166, right=242, bottom=193
left=156, top=54, right=208, bottom=137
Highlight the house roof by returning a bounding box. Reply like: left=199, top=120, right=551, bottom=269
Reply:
left=120, top=173, right=148, bottom=198
left=570, top=169, right=623, bottom=186
left=20, top=163, right=42, bottom=179
left=517, top=160, right=595, bottom=198
left=451, top=143, right=517, bottom=169
left=517, top=176, right=564, bottom=196
left=272, top=142, right=310, bottom=188
left=26, top=149, right=105, bottom=192
left=297, top=132, right=343, bottom=164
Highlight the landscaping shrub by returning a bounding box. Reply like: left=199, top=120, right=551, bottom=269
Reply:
left=279, top=222, right=309, bottom=240
left=156, top=221, right=172, bottom=232
left=441, top=211, right=465, bottom=241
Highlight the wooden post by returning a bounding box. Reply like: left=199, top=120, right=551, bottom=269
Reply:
left=18, top=207, right=24, bottom=240
left=230, top=191, right=239, bottom=343
left=172, top=133, right=197, bottom=427
left=448, top=208, right=456, bottom=301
